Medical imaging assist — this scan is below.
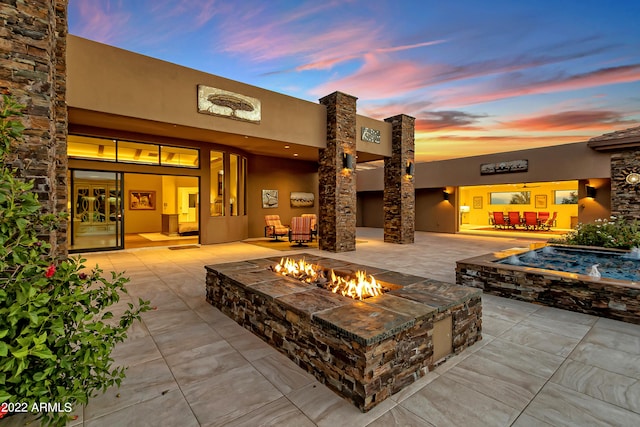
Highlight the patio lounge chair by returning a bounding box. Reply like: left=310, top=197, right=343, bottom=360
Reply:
left=288, top=216, right=313, bottom=246
left=301, top=213, right=317, bottom=240
left=492, top=212, right=508, bottom=229
left=264, top=215, right=289, bottom=241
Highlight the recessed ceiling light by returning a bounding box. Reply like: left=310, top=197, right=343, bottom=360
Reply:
left=284, top=145, right=290, bottom=149
left=293, top=153, right=298, bottom=157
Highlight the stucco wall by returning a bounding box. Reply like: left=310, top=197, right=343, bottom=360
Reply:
left=248, top=156, right=318, bottom=238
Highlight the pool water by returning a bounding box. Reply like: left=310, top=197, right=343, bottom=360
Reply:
left=497, top=246, right=640, bottom=282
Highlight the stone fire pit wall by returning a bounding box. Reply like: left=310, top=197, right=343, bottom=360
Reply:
left=205, top=254, right=482, bottom=412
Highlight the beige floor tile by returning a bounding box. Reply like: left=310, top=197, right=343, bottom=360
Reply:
left=209, top=396, right=315, bottom=427
left=551, top=359, right=640, bottom=413
left=499, top=322, right=581, bottom=357
left=366, top=405, right=435, bottom=426
left=164, top=340, right=248, bottom=388
left=522, top=382, right=640, bottom=426
left=251, top=352, right=317, bottom=395
left=180, top=364, right=282, bottom=426
left=83, top=358, right=179, bottom=421
left=84, top=389, right=198, bottom=427
left=152, top=322, right=222, bottom=357
left=400, top=375, right=518, bottom=426
left=445, top=352, right=548, bottom=410
left=570, top=341, right=640, bottom=379
left=475, top=337, right=565, bottom=379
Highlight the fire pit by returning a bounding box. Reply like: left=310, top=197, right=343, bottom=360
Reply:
left=272, top=257, right=388, bottom=300
left=205, top=254, right=482, bottom=412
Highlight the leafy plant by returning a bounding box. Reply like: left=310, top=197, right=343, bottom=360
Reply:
left=552, top=216, right=640, bottom=250
left=0, top=95, right=151, bottom=426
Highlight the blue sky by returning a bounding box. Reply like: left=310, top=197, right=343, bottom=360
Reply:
left=68, top=0, right=640, bottom=162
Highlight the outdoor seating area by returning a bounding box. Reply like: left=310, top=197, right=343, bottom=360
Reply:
left=491, top=211, right=557, bottom=231
left=264, top=214, right=318, bottom=245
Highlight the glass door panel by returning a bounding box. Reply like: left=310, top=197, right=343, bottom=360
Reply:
left=70, top=170, right=123, bottom=252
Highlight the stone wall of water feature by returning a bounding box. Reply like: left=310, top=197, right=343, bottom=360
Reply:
left=206, top=254, right=482, bottom=412
left=456, top=245, right=640, bottom=324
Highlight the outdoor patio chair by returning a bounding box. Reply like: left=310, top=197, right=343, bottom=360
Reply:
left=301, top=213, right=317, bottom=240
left=492, top=212, right=508, bottom=229
left=288, top=216, right=313, bottom=246
left=539, top=211, right=558, bottom=230
left=523, top=211, right=539, bottom=230
left=507, top=212, right=522, bottom=229
left=264, top=215, right=289, bottom=241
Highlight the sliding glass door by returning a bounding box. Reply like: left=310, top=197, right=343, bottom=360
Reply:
left=69, top=170, right=124, bottom=252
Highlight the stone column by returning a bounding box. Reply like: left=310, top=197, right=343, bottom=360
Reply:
left=383, top=114, right=415, bottom=243
left=611, top=149, right=640, bottom=220
left=318, top=91, right=357, bottom=252
left=0, top=0, right=68, bottom=257
left=588, top=126, right=640, bottom=221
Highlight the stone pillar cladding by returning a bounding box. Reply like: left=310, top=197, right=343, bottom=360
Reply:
left=318, top=92, right=357, bottom=252
left=383, top=114, right=415, bottom=243
left=611, top=149, right=640, bottom=221
left=0, top=0, right=68, bottom=257
left=588, top=126, right=640, bottom=222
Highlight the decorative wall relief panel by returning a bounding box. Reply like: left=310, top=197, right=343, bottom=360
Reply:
left=361, top=127, right=381, bottom=144
left=480, top=159, right=528, bottom=175
left=197, top=85, right=261, bottom=123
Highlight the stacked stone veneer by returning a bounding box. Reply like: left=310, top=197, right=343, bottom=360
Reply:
left=588, top=126, right=640, bottom=222
left=0, top=0, right=68, bottom=257
left=456, top=247, right=640, bottom=324
left=384, top=114, right=415, bottom=243
left=610, top=149, right=640, bottom=221
left=205, top=254, right=482, bottom=412
left=318, top=92, right=357, bottom=252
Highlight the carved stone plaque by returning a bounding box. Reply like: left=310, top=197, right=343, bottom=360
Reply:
left=197, top=85, right=261, bottom=123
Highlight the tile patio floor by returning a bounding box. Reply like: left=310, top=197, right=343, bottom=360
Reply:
left=6, top=228, right=640, bottom=426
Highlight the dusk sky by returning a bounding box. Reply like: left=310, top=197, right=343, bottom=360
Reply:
left=68, top=1, right=640, bottom=162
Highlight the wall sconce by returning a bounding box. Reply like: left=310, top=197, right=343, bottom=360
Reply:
left=342, top=153, right=354, bottom=170
left=406, top=161, right=415, bottom=177
left=585, top=185, right=596, bottom=198
left=442, top=191, right=450, bottom=201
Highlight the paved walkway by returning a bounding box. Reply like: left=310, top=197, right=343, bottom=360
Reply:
left=7, top=229, right=640, bottom=426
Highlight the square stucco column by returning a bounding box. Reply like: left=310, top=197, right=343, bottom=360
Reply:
left=383, top=114, right=415, bottom=244
left=318, top=91, right=357, bottom=252
left=0, top=0, right=69, bottom=257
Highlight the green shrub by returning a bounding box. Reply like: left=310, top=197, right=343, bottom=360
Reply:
left=0, top=95, right=151, bottom=426
left=552, top=216, right=640, bottom=250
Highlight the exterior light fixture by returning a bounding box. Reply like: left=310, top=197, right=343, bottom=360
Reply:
left=443, top=191, right=450, bottom=201
left=626, top=173, right=640, bottom=185
left=406, top=161, right=415, bottom=177
left=585, top=185, right=596, bottom=198
left=342, top=153, right=354, bottom=170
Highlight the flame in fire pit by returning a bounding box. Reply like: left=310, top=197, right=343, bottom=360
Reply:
left=272, top=257, right=383, bottom=300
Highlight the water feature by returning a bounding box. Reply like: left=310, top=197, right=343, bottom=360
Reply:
left=497, top=246, right=640, bottom=282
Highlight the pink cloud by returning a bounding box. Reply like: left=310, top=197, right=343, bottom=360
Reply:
left=498, top=110, right=635, bottom=131
left=435, top=64, right=640, bottom=108
left=73, top=2, right=132, bottom=45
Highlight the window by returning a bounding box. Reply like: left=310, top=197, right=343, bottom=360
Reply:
left=210, top=151, right=224, bottom=216
left=554, top=190, right=578, bottom=204
left=161, top=146, right=199, bottom=167
left=230, top=154, right=239, bottom=216
left=489, top=191, right=531, bottom=205
left=118, top=141, right=159, bottom=165
left=68, top=135, right=116, bottom=161
left=68, top=135, right=199, bottom=169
